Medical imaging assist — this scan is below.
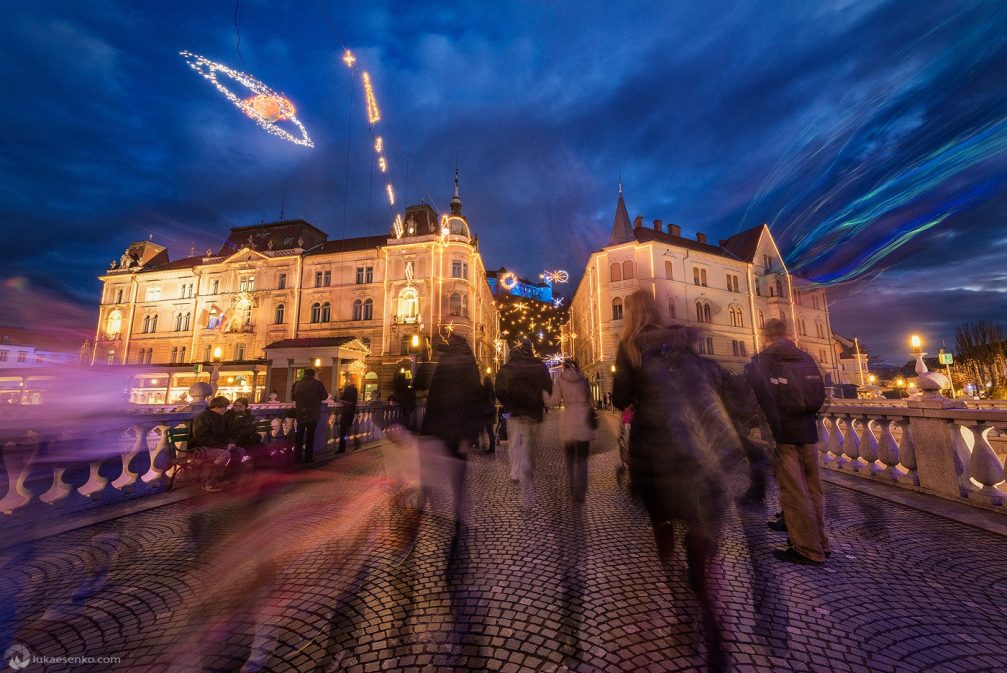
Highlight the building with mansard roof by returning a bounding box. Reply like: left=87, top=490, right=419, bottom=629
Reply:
left=567, top=186, right=838, bottom=401
left=92, top=177, right=499, bottom=404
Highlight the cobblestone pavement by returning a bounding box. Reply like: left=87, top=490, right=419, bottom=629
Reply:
left=2, top=412, right=1007, bottom=673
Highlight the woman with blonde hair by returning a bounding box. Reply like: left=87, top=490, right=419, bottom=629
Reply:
left=612, top=289, right=740, bottom=673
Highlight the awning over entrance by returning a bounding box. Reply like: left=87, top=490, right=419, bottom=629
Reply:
left=263, top=336, right=371, bottom=402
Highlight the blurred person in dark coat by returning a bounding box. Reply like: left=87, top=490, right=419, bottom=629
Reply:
left=419, top=332, right=484, bottom=523
left=612, top=289, right=742, bottom=673
left=291, top=368, right=327, bottom=464
left=337, top=381, right=359, bottom=453
left=495, top=339, right=552, bottom=510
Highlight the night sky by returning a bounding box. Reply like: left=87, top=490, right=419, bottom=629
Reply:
left=2, top=1, right=1005, bottom=361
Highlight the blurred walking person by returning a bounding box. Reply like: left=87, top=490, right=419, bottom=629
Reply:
left=291, top=368, right=327, bottom=464
left=545, top=359, right=595, bottom=502
left=337, top=381, right=358, bottom=453
left=747, top=318, right=829, bottom=565
left=495, top=339, right=552, bottom=510
left=420, top=332, right=484, bottom=524
left=481, top=375, right=497, bottom=453
left=612, top=289, right=741, bottom=673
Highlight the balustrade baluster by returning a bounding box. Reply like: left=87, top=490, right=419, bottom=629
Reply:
left=0, top=434, right=41, bottom=514
left=827, top=413, right=846, bottom=467
left=840, top=414, right=861, bottom=469
left=949, top=421, right=976, bottom=497
left=817, top=415, right=832, bottom=466
left=966, top=422, right=1006, bottom=506
left=876, top=417, right=903, bottom=480
left=896, top=418, right=919, bottom=486
left=859, top=415, right=881, bottom=474
left=40, top=434, right=76, bottom=507
left=112, top=423, right=153, bottom=493
left=141, top=424, right=172, bottom=488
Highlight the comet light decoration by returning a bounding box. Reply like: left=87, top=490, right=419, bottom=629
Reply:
left=180, top=51, right=313, bottom=148
left=342, top=50, right=401, bottom=237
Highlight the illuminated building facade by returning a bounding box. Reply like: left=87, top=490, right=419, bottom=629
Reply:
left=569, top=187, right=838, bottom=400
left=93, top=181, right=498, bottom=403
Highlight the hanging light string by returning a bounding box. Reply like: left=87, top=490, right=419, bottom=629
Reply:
left=342, top=49, right=403, bottom=238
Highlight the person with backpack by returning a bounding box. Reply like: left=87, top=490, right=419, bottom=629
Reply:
left=612, top=289, right=739, bottom=673
left=747, top=318, right=830, bottom=565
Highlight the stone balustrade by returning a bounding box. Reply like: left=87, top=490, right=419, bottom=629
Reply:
left=818, top=400, right=1007, bottom=511
left=0, top=401, right=413, bottom=521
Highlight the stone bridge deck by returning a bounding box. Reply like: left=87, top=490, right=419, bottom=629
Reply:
left=1, top=412, right=1006, bottom=673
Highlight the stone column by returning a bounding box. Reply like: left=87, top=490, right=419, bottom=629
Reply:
left=262, top=360, right=273, bottom=403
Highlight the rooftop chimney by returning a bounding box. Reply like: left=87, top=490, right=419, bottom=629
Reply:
left=633, top=215, right=643, bottom=229
left=668, top=223, right=681, bottom=237
left=653, top=219, right=663, bottom=232
left=696, top=232, right=707, bottom=244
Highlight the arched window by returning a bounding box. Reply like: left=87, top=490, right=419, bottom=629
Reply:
left=623, top=260, right=635, bottom=280
left=106, top=310, right=122, bottom=337
left=697, top=302, right=711, bottom=324
left=363, top=298, right=373, bottom=320
left=612, top=297, right=624, bottom=321
left=665, top=260, right=674, bottom=280
left=398, top=287, right=419, bottom=320
left=729, top=307, right=743, bottom=328
left=449, top=293, right=462, bottom=315
left=183, top=312, right=191, bottom=331
left=816, top=320, right=824, bottom=338
left=151, top=315, right=157, bottom=332
left=758, top=310, right=765, bottom=328
left=321, top=302, right=331, bottom=322
left=610, top=263, right=622, bottom=282
left=275, top=303, right=285, bottom=324
left=142, top=315, right=150, bottom=333
left=352, top=299, right=362, bottom=321
left=310, top=302, right=321, bottom=323
left=208, top=308, right=219, bottom=329
left=174, top=313, right=183, bottom=331
left=696, top=302, right=704, bottom=323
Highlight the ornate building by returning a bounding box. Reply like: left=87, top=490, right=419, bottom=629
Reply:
left=568, top=187, right=838, bottom=400
left=93, top=179, right=499, bottom=403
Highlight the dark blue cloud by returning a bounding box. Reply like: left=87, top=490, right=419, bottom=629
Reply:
left=1, top=1, right=1004, bottom=360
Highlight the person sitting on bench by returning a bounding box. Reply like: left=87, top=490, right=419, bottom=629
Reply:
left=190, top=396, right=237, bottom=491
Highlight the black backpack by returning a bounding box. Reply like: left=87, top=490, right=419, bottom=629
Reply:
left=765, top=355, right=826, bottom=415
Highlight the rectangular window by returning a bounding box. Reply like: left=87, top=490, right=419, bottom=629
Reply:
left=693, top=268, right=700, bottom=285
left=452, top=260, right=464, bottom=278
left=203, top=344, right=211, bottom=362
left=247, top=276, right=254, bottom=291
left=236, top=344, right=245, bottom=361
left=144, top=286, right=161, bottom=302
left=106, top=350, right=115, bottom=365
left=211, top=279, right=219, bottom=294
left=179, top=347, right=186, bottom=362
left=17, top=352, right=26, bottom=363
left=239, top=277, right=247, bottom=292
left=170, top=347, right=177, bottom=364
left=365, top=266, right=374, bottom=283
left=315, top=271, right=323, bottom=288
left=740, top=342, right=747, bottom=356
left=34, top=354, right=43, bottom=364
left=115, top=288, right=124, bottom=304
left=278, top=273, right=287, bottom=290
left=726, top=274, right=739, bottom=292
left=698, top=340, right=706, bottom=355
left=146, top=349, right=153, bottom=364
left=356, top=267, right=364, bottom=284
left=323, top=270, right=331, bottom=286
left=707, top=337, right=714, bottom=354
left=0, top=351, right=7, bottom=361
